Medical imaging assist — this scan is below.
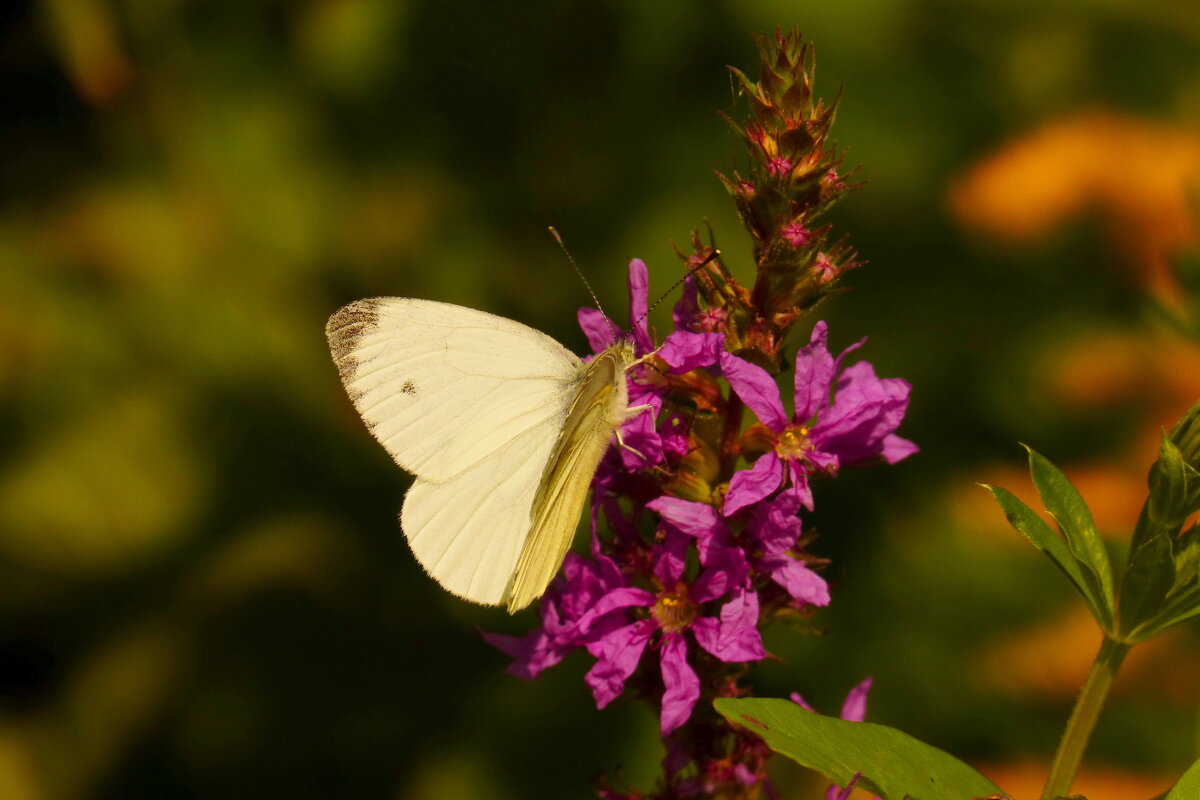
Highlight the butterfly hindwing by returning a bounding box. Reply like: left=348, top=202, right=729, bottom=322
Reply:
left=401, top=417, right=564, bottom=604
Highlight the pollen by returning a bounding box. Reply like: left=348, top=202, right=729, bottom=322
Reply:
left=652, top=587, right=697, bottom=632
left=774, top=424, right=811, bottom=460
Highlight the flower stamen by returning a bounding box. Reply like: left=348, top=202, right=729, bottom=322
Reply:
left=652, top=587, right=697, bottom=633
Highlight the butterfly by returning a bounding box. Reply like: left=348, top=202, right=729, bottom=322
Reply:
left=326, top=298, right=649, bottom=612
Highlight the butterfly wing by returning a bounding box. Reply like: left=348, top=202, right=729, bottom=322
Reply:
left=327, top=298, right=586, bottom=604
left=506, top=343, right=634, bottom=611
left=326, top=298, right=583, bottom=482
left=401, top=421, right=564, bottom=604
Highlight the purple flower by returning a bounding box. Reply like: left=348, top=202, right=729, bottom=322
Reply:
left=813, top=252, right=837, bottom=283
left=653, top=494, right=829, bottom=608
left=580, top=500, right=768, bottom=735
left=780, top=220, right=811, bottom=247
left=584, top=586, right=765, bottom=736
left=722, top=321, right=917, bottom=515
left=767, top=156, right=793, bottom=177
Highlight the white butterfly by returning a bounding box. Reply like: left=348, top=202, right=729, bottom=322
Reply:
left=326, top=298, right=648, bottom=612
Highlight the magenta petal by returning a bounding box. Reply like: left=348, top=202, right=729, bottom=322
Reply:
left=691, top=589, right=766, bottom=662
left=651, top=528, right=690, bottom=587
left=552, top=554, right=628, bottom=626
left=585, top=620, right=654, bottom=708
left=723, top=451, right=784, bottom=516
left=659, top=633, right=700, bottom=735
left=733, top=764, right=758, bottom=786
left=626, top=259, right=654, bottom=354
left=784, top=460, right=814, bottom=511
left=619, top=407, right=663, bottom=469
left=881, top=433, right=919, bottom=464
left=814, top=363, right=912, bottom=464
left=805, top=447, right=839, bottom=473
left=480, top=629, right=566, bottom=680
left=792, top=321, right=837, bottom=422
left=659, top=331, right=725, bottom=373
left=789, top=691, right=815, bottom=711
left=719, top=352, right=788, bottom=430
left=770, top=559, right=830, bottom=606
left=840, top=676, right=873, bottom=722
left=745, top=493, right=802, bottom=558
left=573, top=586, right=655, bottom=638
left=659, top=413, right=691, bottom=459
left=691, top=546, right=751, bottom=603
left=672, top=275, right=699, bottom=331
left=579, top=307, right=617, bottom=353
left=647, top=496, right=723, bottom=540
left=826, top=773, right=863, bottom=800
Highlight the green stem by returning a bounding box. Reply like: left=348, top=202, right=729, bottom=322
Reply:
left=1041, top=637, right=1131, bottom=800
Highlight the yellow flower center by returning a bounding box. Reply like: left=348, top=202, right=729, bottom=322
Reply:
left=774, top=424, right=811, bottom=460
left=652, top=587, right=697, bottom=633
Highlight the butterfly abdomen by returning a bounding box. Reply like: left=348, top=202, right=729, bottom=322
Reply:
left=504, top=342, right=636, bottom=611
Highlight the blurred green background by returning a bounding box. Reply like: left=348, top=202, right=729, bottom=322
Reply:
left=2, top=1, right=1199, bottom=798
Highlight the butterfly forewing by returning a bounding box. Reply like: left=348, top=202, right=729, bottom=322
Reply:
left=326, top=298, right=583, bottom=482
left=506, top=343, right=635, bottom=611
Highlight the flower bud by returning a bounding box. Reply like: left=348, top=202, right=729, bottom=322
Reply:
left=1145, top=400, right=1200, bottom=531
left=1169, top=398, right=1200, bottom=468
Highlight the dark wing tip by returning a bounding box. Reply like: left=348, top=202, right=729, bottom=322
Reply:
left=326, top=299, right=383, bottom=386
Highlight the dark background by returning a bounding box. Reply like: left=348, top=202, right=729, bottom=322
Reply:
left=1, top=1, right=1198, bottom=798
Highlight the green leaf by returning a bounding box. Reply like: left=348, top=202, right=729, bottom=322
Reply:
left=1133, top=583, right=1200, bottom=640
left=1025, top=446, right=1116, bottom=628
left=982, top=484, right=1109, bottom=629
left=1119, top=529, right=1175, bottom=639
left=1172, top=524, right=1200, bottom=590
left=1165, top=755, right=1200, bottom=800
left=714, top=698, right=1006, bottom=800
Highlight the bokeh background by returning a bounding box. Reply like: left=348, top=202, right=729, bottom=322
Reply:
left=2, top=1, right=1199, bottom=798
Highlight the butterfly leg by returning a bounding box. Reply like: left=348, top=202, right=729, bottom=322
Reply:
left=625, top=348, right=663, bottom=370
left=623, top=402, right=655, bottom=421
left=614, top=427, right=647, bottom=461
left=612, top=403, right=655, bottom=460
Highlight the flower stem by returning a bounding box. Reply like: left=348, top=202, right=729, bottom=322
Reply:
left=1040, top=636, right=1131, bottom=800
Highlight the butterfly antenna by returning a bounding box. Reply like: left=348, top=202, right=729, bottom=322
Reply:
left=634, top=249, right=722, bottom=329
left=549, top=226, right=620, bottom=339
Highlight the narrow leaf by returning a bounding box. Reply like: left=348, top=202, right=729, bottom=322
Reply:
left=1025, top=447, right=1115, bottom=626
left=715, top=697, right=1006, bottom=800
left=1165, top=755, right=1200, bottom=800
left=1133, top=583, right=1200, bottom=640
left=982, top=484, right=1108, bottom=628
left=1118, top=530, right=1175, bottom=638
left=1172, top=524, right=1200, bottom=591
